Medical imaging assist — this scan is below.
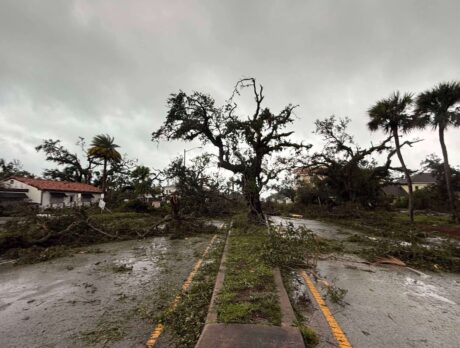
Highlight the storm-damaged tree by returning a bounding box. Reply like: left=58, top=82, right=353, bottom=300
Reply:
left=152, top=78, right=309, bottom=222
left=415, top=81, right=460, bottom=222
left=0, top=159, right=32, bottom=181
left=102, top=155, right=138, bottom=192
left=414, top=154, right=460, bottom=211
left=88, top=134, right=122, bottom=192
left=36, top=138, right=99, bottom=183
left=307, top=116, right=418, bottom=207
left=270, top=175, right=297, bottom=203
left=130, top=165, right=154, bottom=195
left=162, top=154, right=233, bottom=217
left=368, top=92, right=423, bottom=223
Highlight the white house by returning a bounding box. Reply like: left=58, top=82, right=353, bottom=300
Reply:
left=1, top=176, right=102, bottom=208
left=398, top=173, right=437, bottom=193
left=163, top=185, right=177, bottom=195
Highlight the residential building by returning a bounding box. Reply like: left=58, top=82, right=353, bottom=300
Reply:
left=293, top=167, right=326, bottom=187
left=397, top=172, right=436, bottom=193
left=266, top=193, right=293, bottom=204
left=382, top=172, right=437, bottom=198
left=0, top=187, right=30, bottom=207
left=163, top=185, right=177, bottom=195
left=1, top=176, right=102, bottom=208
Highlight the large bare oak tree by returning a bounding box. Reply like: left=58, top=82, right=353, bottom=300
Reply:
left=152, top=78, right=309, bottom=221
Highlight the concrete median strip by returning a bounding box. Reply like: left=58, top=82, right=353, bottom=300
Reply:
left=195, top=229, right=304, bottom=348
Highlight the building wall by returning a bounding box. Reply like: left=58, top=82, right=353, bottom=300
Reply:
left=2, top=179, right=101, bottom=208
left=42, top=191, right=101, bottom=208
left=3, top=179, right=42, bottom=204
left=400, top=183, right=432, bottom=193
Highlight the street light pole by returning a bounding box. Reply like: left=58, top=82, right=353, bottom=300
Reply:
left=183, top=146, right=202, bottom=167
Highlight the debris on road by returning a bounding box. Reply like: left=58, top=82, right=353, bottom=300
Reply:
left=374, top=256, right=406, bottom=267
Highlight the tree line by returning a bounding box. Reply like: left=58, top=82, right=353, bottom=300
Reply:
left=2, top=79, right=459, bottom=223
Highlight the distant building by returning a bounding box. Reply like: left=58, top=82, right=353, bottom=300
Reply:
left=267, top=193, right=293, bottom=204
left=293, top=167, right=326, bottom=187
left=1, top=176, right=102, bottom=208
left=397, top=172, right=437, bottom=193
left=0, top=187, right=30, bottom=207
left=163, top=185, right=177, bottom=195
left=382, top=172, right=437, bottom=198
left=381, top=184, right=407, bottom=198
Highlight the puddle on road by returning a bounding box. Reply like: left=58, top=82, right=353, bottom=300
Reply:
left=404, top=277, right=456, bottom=305
left=0, top=234, right=214, bottom=348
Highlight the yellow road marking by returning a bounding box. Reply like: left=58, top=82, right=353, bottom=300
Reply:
left=300, top=271, right=352, bottom=348
left=145, top=234, right=218, bottom=348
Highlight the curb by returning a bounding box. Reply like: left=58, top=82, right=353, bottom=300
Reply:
left=204, top=230, right=231, bottom=324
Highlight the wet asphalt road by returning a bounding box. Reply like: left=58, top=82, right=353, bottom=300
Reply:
left=0, top=235, right=213, bottom=348
left=272, top=216, right=460, bottom=348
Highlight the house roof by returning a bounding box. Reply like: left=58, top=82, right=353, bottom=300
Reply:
left=11, top=176, right=102, bottom=193
left=397, top=172, right=436, bottom=185
left=381, top=184, right=407, bottom=197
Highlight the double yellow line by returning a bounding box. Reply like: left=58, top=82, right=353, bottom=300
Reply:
left=145, top=234, right=218, bottom=348
left=300, top=271, right=352, bottom=348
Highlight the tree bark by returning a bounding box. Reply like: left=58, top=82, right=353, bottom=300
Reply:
left=438, top=126, right=458, bottom=222
left=102, top=158, right=107, bottom=193
left=242, top=175, right=264, bottom=223
left=393, top=128, right=414, bottom=223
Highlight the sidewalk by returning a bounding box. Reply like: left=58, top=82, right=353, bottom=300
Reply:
left=196, top=323, right=304, bottom=348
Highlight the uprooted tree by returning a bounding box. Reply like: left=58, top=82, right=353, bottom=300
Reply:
left=152, top=78, right=309, bottom=221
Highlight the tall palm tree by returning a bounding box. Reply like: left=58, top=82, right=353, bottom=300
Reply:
left=88, top=134, right=122, bottom=192
left=368, top=91, right=420, bottom=223
left=415, top=81, right=460, bottom=222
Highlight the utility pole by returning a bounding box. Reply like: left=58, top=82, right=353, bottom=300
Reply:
left=183, top=146, right=202, bottom=167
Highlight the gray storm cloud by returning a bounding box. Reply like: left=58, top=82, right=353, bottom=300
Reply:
left=1, top=0, right=459, bottom=176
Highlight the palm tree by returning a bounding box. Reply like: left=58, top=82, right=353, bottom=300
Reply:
left=368, top=91, right=420, bottom=223
left=131, top=165, right=152, bottom=195
left=415, top=81, right=460, bottom=222
left=88, top=134, right=122, bottom=192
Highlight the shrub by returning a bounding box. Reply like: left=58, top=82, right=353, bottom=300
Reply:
left=122, top=199, right=149, bottom=213
left=263, top=223, right=318, bottom=268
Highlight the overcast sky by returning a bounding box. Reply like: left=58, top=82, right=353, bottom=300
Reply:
left=1, top=0, right=460, bottom=177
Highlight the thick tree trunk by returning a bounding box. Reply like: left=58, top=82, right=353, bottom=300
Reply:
left=438, top=127, right=458, bottom=222
left=393, top=129, right=414, bottom=223
left=242, top=175, right=264, bottom=223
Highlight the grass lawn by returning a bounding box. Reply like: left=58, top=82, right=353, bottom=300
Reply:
left=216, top=225, right=281, bottom=325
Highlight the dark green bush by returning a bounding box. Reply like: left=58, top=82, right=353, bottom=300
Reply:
left=122, top=199, right=149, bottom=213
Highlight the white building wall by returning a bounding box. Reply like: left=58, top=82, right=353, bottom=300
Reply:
left=2, top=179, right=101, bottom=208
left=3, top=179, right=42, bottom=204
left=42, top=192, right=101, bottom=208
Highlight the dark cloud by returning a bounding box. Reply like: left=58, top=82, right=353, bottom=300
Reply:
left=1, top=0, right=459, bottom=176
